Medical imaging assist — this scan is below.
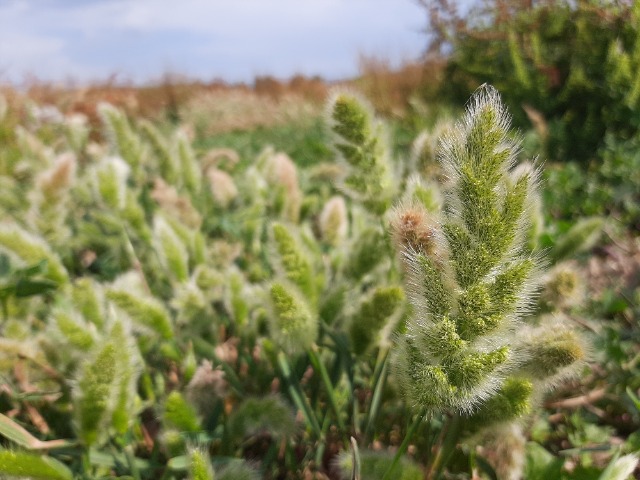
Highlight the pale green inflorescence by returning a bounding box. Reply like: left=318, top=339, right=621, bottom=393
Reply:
left=0, top=223, right=69, bottom=284
left=98, top=102, right=144, bottom=176
left=327, top=90, right=396, bottom=214
left=395, top=86, right=542, bottom=413
left=270, top=222, right=316, bottom=305
left=74, top=342, right=119, bottom=446
left=268, top=282, right=317, bottom=355
left=188, top=448, right=215, bottom=480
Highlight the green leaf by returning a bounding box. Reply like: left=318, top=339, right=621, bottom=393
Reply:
left=167, top=455, right=189, bottom=471
left=0, top=414, right=72, bottom=450
left=524, top=442, right=564, bottom=480
left=0, top=449, right=73, bottom=480
left=14, top=278, right=58, bottom=297
left=0, top=254, right=11, bottom=276
left=89, top=448, right=150, bottom=470
left=626, top=387, right=640, bottom=412
left=18, top=259, right=49, bottom=277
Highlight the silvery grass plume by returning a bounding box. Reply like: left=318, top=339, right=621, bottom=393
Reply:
left=393, top=85, right=544, bottom=413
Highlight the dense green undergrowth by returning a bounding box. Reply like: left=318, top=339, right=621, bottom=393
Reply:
left=0, top=85, right=637, bottom=480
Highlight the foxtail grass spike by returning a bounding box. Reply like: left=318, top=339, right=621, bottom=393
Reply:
left=74, top=342, right=118, bottom=446
left=110, top=320, right=142, bottom=434
left=98, top=103, right=144, bottom=174
left=395, top=85, right=542, bottom=413
left=327, top=89, right=396, bottom=214
left=319, top=195, right=349, bottom=246
left=268, top=282, right=317, bottom=356
left=153, top=216, right=190, bottom=283
left=0, top=223, right=68, bottom=284
left=107, top=287, right=174, bottom=339
left=177, top=130, right=202, bottom=197
left=188, top=448, right=215, bottom=480
left=270, top=223, right=316, bottom=305
left=141, top=120, right=178, bottom=184
left=349, top=286, right=404, bottom=356
left=164, top=391, right=201, bottom=433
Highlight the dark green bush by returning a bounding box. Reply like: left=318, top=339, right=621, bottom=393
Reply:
left=442, top=0, right=640, bottom=162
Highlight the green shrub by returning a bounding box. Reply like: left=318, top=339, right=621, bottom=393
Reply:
left=442, top=0, right=640, bottom=163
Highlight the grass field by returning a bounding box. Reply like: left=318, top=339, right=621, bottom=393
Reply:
left=0, top=50, right=639, bottom=480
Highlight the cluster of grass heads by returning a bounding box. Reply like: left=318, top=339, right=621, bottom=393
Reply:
left=0, top=84, right=634, bottom=480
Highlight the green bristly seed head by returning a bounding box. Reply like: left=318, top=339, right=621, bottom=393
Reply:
left=75, top=342, right=118, bottom=446
left=331, top=95, right=370, bottom=145
left=465, top=377, right=533, bottom=431
left=395, top=86, right=542, bottom=413
left=107, top=289, right=174, bottom=339
left=271, top=223, right=316, bottom=304
left=349, top=286, right=404, bottom=355
left=188, top=449, right=215, bottom=480
left=164, top=390, right=201, bottom=433
left=268, top=282, right=317, bottom=355
left=328, top=90, right=395, bottom=214
left=519, top=329, right=585, bottom=380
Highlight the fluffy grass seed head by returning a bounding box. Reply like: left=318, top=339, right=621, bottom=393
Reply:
left=153, top=215, right=190, bottom=283
left=64, top=113, right=89, bottom=153
left=263, top=152, right=302, bottom=222
left=270, top=222, right=317, bottom=305
left=164, top=390, right=201, bottom=433
left=74, top=341, right=119, bottom=446
left=93, top=156, right=131, bottom=211
left=226, top=396, right=297, bottom=442
left=107, top=276, right=174, bottom=339
left=207, top=168, right=238, bottom=208
left=389, top=201, right=439, bottom=258
left=188, top=448, right=215, bottom=480
left=344, top=227, right=389, bottom=280
left=35, top=152, right=77, bottom=204
left=98, top=102, right=144, bottom=173
left=109, top=319, right=143, bottom=434
left=150, top=178, right=202, bottom=230
left=394, top=86, right=544, bottom=414
left=516, top=319, right=587, bottom=388
left=140, top=119, right=178, bottom=184
left=600, top=454, right=639, bottom=480
left=349, top=286, right=405, bottom=355
left=326, top=88, right=396, bottom=214
left=71, top=278, right=105, bottom=328
left=549, top=216, right=604, bottom=264
left=268, top=282, right=318, bottom=356
left=539, top=262, right=584, bottom=311
left=318, top=195, right=349, bottom=246
left=0, top=223, right=69, bottom=284
left=52, top=310, right=96, bottom=352
left=177, top=129, right=202, bottom=197
left=186, top=360, right=227, bottom=417
left=0, top=94, right=6, bottom=122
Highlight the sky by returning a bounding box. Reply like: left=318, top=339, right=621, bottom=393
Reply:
left=0, top=0, right=429, bottom=85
